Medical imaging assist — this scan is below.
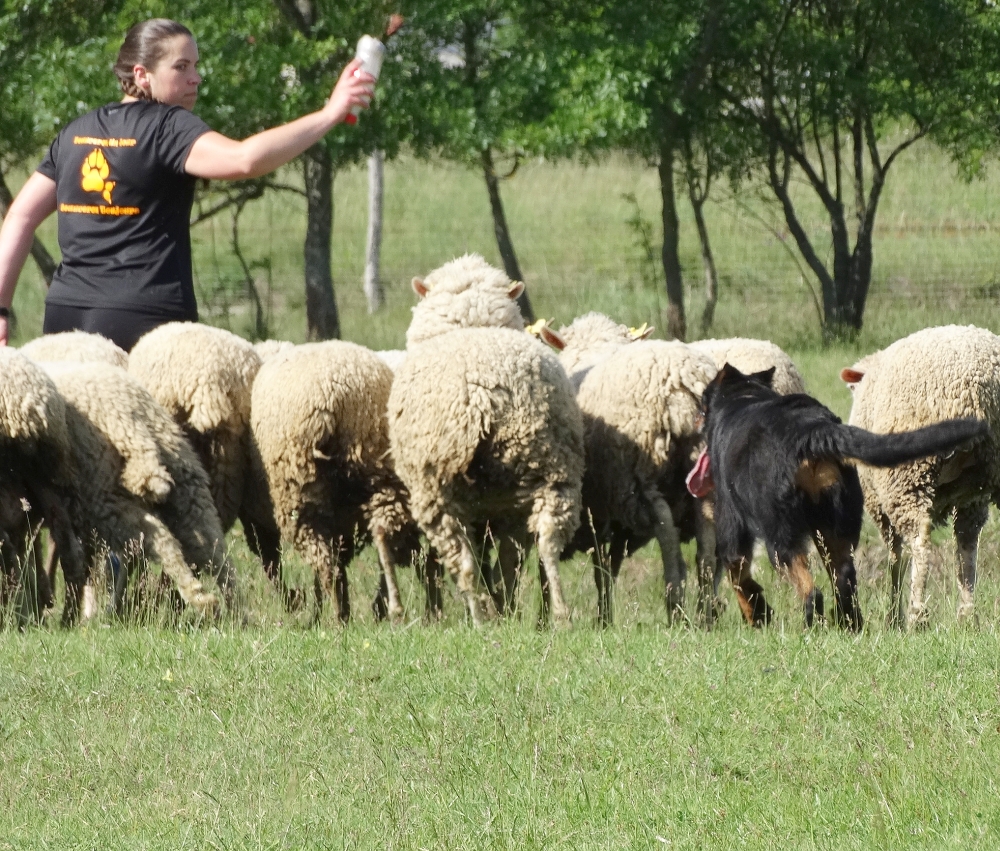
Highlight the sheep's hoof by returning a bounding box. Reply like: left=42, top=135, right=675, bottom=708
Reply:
left=188, top=591, right=219, bottom=616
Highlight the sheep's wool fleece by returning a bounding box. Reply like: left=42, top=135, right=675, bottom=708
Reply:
left=689, top=338, right=805, bottom=395
left=129, top=322, right=261, bottom=434
left=44, top=362, right=203, bottom=505
left=577, top=340, right=718, bottom=467
left=0, top=348, right=69, bottom=456
left=557, top=312, right=635, bottom=381
left=389, top=327, right=584, bottom=528
left=406, top=254, right=524, bottom=348
left=254, top=339, right=295, bottom=362
left=251, top=341, right=395, bottom=499
left=848, top=325, right=1000, bottom=433
left=20, top=331, right=128, bottom=370
left=847, top=325, right=1000, bottom=525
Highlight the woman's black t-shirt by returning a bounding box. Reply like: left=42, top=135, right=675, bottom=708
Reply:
left=36, top=100, right=211, bottom=316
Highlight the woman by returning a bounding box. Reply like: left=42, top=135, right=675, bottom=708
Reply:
left=0, top=18, right=374, bottom=350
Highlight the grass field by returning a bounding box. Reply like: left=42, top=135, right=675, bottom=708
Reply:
left=4, top=140, right=1000, bottom=848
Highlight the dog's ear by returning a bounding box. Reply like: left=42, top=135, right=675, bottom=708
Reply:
left=749, top=366, right=776, bottom=388
left=717, top=362, right=746, bottom=383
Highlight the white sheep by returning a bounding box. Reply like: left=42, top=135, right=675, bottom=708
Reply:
left=0, top=348, right=88, bottom=624
left=20, top=330, right=129, bottom=369
left=841, top=325, right=1000, bottom=627
left=254, top=339, right=296, bottom=362
left=250, top=340, right=423, bottom=622
left=389, top=258, right=584, bottom=625
left=43, top=362, right=234, bottom=617
left=127, top=323, right=293, bottom=607
left=552, top=313, right=719, bottom=624
left=689, top=337, right=805, bottom=395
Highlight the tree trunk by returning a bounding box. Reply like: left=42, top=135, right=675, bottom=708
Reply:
left=689, top=193, right=718, bottom=334
left=0, top=170, right=57, bottom=286
left=481, top=147, right=535, bottom=323
left=302, top=144, right=340, bottom=340
left=657, top=137, right=686, bottom=341
left=364, top=150, right=386, bottom=314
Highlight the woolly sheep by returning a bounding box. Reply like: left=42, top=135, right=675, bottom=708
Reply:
left=689, top=338, right=805, bottom=395
left=375, top=349, right=407, bottom=373
left=390, top=263, right=584, bottom=625
left=20, top=330, right=129, bottom=369
left=42, top=362, right=234, bottom=616
left=250, top=340, right=423, bottom=622
left=841, top=325, right=1000, bottom=627
left=254, top=339, right=296, bottom=362
left=406, top=253, right=525, bottom=348
left=127, top=323, right=292, bottom=606
left=553, top=314, right=719, bottom=624
left=0, top=349, right=87, bottom=623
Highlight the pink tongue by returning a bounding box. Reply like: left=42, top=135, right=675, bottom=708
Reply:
left=686, top=448, right=714, bottom=497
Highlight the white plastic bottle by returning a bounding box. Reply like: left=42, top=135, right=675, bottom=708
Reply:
left=346, top=35, right=385, bottom=125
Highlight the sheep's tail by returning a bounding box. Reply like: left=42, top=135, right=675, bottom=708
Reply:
left=804, top=418, right=988, bottom=468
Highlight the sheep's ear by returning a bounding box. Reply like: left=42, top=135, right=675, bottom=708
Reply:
left=508, top=281, right=525, bottom=300
left=840, top=367, right=864, bottom=385
left=629, top=323, right=654, bottom=341
left=539, top=325, right=566, bottom=351
left=412, top=277, right=430, bottom=298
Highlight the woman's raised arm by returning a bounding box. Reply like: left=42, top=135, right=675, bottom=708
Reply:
left=184, top=58, right=374, bottom=181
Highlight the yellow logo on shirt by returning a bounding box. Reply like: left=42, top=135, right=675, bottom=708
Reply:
left=81, top=148, right=115, bottom=204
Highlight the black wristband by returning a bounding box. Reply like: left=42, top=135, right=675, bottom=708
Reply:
left=0, top=307, right=9, bottom=318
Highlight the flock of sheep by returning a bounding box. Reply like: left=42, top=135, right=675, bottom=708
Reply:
left=1, top=253, right=998, bottom=630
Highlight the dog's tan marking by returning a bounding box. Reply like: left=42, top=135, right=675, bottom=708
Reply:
left=795, top=459, right=842, bottom=499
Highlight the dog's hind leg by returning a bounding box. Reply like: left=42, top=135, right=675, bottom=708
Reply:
left=727, top=556, right=772, bottom=626
left=815, top=533, right=862, bottom=630
left=954, top=501, right=988, bottom=623
left=775, top=552, right=822, bottom=628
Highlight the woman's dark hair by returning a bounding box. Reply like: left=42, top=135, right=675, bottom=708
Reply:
left=114, top=19, right=193, bottom=100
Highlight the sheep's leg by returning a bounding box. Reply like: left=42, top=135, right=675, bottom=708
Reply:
left=135, top=512, right=218, bottom=617
left=492, top=532, right=527, bottom=616
left=530, top=520, right=568, bottom=628
left=878, top=513, right=906, bottom=629
left=727, top=555, right=772, bottom=626
left=417, top=547, right=444, bottom=621
left=693, top=498, right=722, bottom=626
left=422, top=513, right=489, bottom=626
left=648, top=491, right=684, bottom=623
left=32, top=533, right=53, bottom=612
left=372, top=531, right=404, bottom=622
left=954, top=501, right=988, bottom=622
left=906, top=520, right=935, bottom=629
left=28, top=486, right=87, bottom=628
left=241, top=511, right=301, bottom=611
left=594, top=532, right=626, bottom=627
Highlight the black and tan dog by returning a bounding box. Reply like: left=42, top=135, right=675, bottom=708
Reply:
left=687, top=364, right=987, bottom=629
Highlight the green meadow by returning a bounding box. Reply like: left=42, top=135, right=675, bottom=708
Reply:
left=4, top=142, right=1000, bottom=848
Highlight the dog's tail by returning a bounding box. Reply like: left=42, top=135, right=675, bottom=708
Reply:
left=805, top=418, right=988, bottom=468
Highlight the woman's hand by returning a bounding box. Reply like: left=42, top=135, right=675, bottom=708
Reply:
left=322, top=58, right=376, bottom=125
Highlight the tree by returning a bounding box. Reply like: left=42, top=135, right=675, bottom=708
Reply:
left=715, top=0, right=1000, bottom=337
left=393, top=0, right=590, bottom=322
left=538, top=0, right=729, bottom=340
left=0, top=0, right=124, bottom=290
